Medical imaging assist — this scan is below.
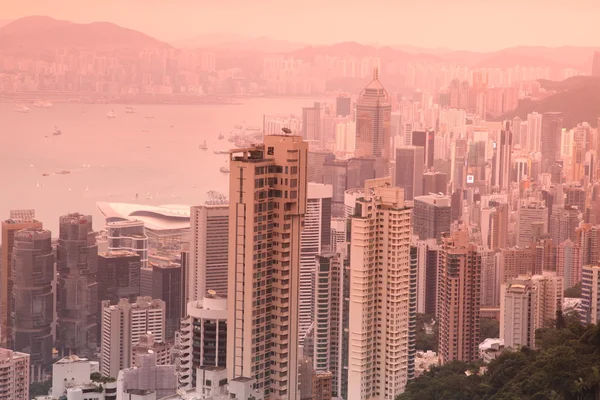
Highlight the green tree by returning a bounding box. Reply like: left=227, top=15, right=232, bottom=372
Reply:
left=480, top=317, right=499, bottom=340
left=565, top=282, right=582, bottom=298
left=29, top=380, right=52, bottom=397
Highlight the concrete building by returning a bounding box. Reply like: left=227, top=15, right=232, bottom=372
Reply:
left=581, top=265, right=600, bottom=325
left=302, top=102, right=321, bottom=144
left=116, top=351, right=177, bottom=400
left=10, top=228, right=54, bottom=382
left=56, top=213, right=98, bottom=358
left=336, top=96, right=351, bottom=118
left=491, top=126, right=513, bottom=191
left=299, top=183, right=332, bottom=344
left=312, top=371, right=333, bottom=400
left=101, top=297, right=166, bottom=378
left=541, top=112, right=563, bottom=173
left=106, top=219, right=148, bottom=269
left=551, top=205, right=580, bottom=246
left=413, top=194, right=451, bottom=242
left=395, top=146, right=424, bottom=201
left=314, top=254, right=342, bottom=397
left=0, top=209, right=42, bottom=347
left=227, top=133, right=308, bottom=400
left=348, top=178, right=415, bottom=400
left=307, top=151, right=334, bottom=184
left=355, top=68, right=391, bottom=160
left=175, top=294, right=227, bottom=390
left=438, top=228, right=481, bottom=364
left=517, top=202, right=548, bottom=248
left=0, top=348, right=29, bottom=400
left=189, top=195, right=229, bottom=301
left=422, top=172, right=448, bottom=195
left=414, top=239, right=439, bottom=315
left=131, top=333, right=171, bottom=368
left=160, top=369, right=263, bottom=400
left=556, top=239, right=582, bottom=289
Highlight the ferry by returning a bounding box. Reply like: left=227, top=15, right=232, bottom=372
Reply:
left=14, top=104, right=30, bottom=113
left=106, top=109, right=117, bottom=118
left=198, top=140, right=208, bottom=150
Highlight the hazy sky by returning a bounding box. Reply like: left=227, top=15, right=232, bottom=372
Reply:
left=3, top=0, right=600, bottom=50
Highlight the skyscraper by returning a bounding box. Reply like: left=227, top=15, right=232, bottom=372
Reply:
left=413, top=194, right=451, bottom=242
left=302, top=102, right=321, bottom=143
left=10, top=228, right=54, bottom=382
left=355, top=68, right=391, bottom=159
left=395, top=146, right=424, bottom=200
left=541, top=112, right=563, bottom=173
left=491, top=125, right=513, bottom=191
left=348, top=178, right=415, bottom=400
left=438, top=228, right=481, bottom=364
left=189, top=195, right=229, bottom=301
left=411, top=129, right=435, bottom=168
left=299, top=183, right=332, bottom=344
left=227, top=133, right=308, bottom=400
left=56, top=213, right=98, bottom=358
left=0, top=209, right=42, bottom=347
left=517, top=202, right=549, bottom=248
left=581, top=265, right=600, bottom=325
left=106, top=219, right=148, bottom=268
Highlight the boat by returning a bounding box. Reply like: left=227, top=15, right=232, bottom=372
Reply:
left=198, top=140, right=208, bottom=150
left=125, top=107, right=136, bottom=114
left=218, top=132, right=224, bottom=140
left=53, top=126, right=62, bottom=136
left=33, top=100, right=53, bottom=108
left=56, top=170, right=71, bottom=175
left=214, top=149, right=230, bottom=154
left=220, top=161, right=230, bottom=173
left=145, top=116, right=154, bottom=119
left=106, top=109, right=117, bottom=118
left=42, top=173, right=50, bottom=177
left=14, top=104, right=30, bottom=113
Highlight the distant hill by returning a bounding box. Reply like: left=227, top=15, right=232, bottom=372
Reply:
left=499, top=76, right=600, bottom=128
left=0, top=19, right=12, bottom=28
left=0, top=15, right=171, bottom=54
left=174, top=33, right=306, bottom=53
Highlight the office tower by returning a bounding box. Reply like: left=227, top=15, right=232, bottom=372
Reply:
left=422, top=172, right=448, bottom=195
left=411, top=129, right=435, bottom=168
left=336, top=96, right=351, bottom=117
left=395, top=146, right=424, bottom=200
left=0, top=209, right=42, bottom=347
left=106, top=219, right=148, bottom=268
left=56, top=213, right=98, bottom=358
left=227, top=133, right=308, bottom=400
left=142, top=260, right=185, bottom=339
left=355, top=68, right=391, bottom=159
left=541, top=112, right=563, bottom=173
left=526, top=112, right=542, bottom=153
left=117, top=351, right=177, bottom=399
left=189, top=195, right=229, bottom=301
left=312, top=371, right=333, bottom=400
left=302, top=102, right=321, bottom=143
left=592, top=51, right=600, bottom=77
left=415, top=239, right=439, bottom=315
left=491, top=126, right=513, bottom=191
left=299, top=183, right=332, bottom=344
left=565, top=184, right=586, bottom=211
left=0, top=348, right=30, bottom=400
left=517, top=202, right=549, bottom=248
left=438, top=228, right=481, bottom=364
left=556, top=239, right=582, bottom=289
left=100, top=297, right=166, bottom=378
left=577, top=224, right=600, bottom=266
left=314, top=254, right=342, bottom=397
left=550, top=205, right=580, bottom=245
left=307, top=150, right=335, bottom=184
left=175, top=293, right=227, bottom=390
left=348, top=178, right=414, bottom=400
left=10, top=228, right=54, bottom=382
left=581, top=265, right=600, bottom=325
left=413, top=194, right=451, bottom=242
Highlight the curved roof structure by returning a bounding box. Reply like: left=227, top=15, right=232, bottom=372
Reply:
left=96, top=202, right=190, bottom=231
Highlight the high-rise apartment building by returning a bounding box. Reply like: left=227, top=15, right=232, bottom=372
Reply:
left=438, top=228, right=481, bottom=364
left=413, top=194, right=451, bottom=242
left=355, top=69, right=391, bottom=159
left=0, top=348, right=30, bottom=400
left=526, top=112, right=542, bottom=153
left=0, top=209, right=42, bottom=347
left=541, top=112, right=563, bottom=173
left=227, top=133, right=308, bottom=400
left=415, top=239, right=439, bottom=315
left=314, top=253, right=342, bottom=397
left=348, top=178, right=415, bottom=400
left=312, top=371, right=333, bottom=400
left=581, top=265, right=600, bottom=325
left=500, top=247, right=536, bottom=282
left=100, top=297, right=166, bottom=378
left=10, top=228, right=54, bottom=382
left=299, top=183, right=332, bottom=344
left=551, top=205, right=580, bottom=246
left=395, top=146, right=424, bottom=201
left=556, top=239, right=582, bottom=289
left=189, top=196, right=229, bottom=301
left=56, top=213, right=98, bottom=358
left=517, top=202, right=549, bottom=248
left=106, top=219, right=148, bottom=268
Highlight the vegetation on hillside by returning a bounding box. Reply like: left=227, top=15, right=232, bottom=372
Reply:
left=399, top=321, right=600, bottom=400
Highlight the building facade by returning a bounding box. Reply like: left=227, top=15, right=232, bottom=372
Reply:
left=0, top=348, right=30, bottom=400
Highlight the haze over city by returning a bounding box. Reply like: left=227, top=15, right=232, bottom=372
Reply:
left=2, top=2, right=600, bottom=400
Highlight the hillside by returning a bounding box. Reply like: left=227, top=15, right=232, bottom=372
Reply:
left=174, top=33, right=306, bottom=53
left=499, top=76, right=600, bottom=128
left=0, top=15, right=171, bottom=54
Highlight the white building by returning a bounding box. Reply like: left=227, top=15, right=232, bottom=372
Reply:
left=101, top=297, right=166, bottom=378
left=348, top=178, right=414, bottom=400
left=161, top=368, right=263, bottom=400
left=581, top=265, right=600, bottom=325
left=189, top=195, right=229, bottom=301
left=0, top=348, right=29, bottom=400
left=116, top=351, right=177, bottom=400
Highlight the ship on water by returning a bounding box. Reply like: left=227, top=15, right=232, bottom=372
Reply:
left=14, top=104, right=30, bottom=113
left=106, top=109, right=117, bottom=118
left=33, top=99, right=53, bottom=108
left=53, top=126, right=62, bottom=136
left=198, top=140, right=208, bottom=150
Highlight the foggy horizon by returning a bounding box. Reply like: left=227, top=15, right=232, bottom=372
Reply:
left=3, top=0, right=600, bottom=51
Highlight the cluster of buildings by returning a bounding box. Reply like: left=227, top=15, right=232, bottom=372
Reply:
left=2, top=65, right=600, bottom=400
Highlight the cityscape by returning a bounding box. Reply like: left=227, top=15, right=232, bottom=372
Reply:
left=2, top=2, right=600, bottom=400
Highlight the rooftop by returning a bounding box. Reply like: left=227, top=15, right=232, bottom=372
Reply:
left=97, top=202, right=190, bottom=231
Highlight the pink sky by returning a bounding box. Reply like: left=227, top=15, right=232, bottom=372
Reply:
left=2, top=0, right=600, bottom=51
